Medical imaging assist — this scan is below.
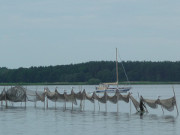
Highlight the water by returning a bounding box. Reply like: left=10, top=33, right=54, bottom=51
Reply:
left=0, top=85, right=179, bottom=135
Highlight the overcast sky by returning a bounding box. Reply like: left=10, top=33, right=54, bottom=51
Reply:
left=0, top=0, right=180, bottom=69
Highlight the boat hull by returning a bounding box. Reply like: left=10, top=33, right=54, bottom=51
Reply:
left=95, top=87, right=131, bottom=93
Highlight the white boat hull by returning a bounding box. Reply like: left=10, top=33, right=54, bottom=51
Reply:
left=95, top=87, right=131, bottom=93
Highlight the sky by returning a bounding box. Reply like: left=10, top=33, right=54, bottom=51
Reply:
left=0, top=0, right=180, bottom=69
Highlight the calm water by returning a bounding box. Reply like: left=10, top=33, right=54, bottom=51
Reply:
left=0, top=85, right=179, bottom=135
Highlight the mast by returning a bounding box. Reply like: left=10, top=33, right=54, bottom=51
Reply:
left=116, top=48, right=119, bottom=88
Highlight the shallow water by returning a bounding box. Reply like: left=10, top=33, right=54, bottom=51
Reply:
left=0, top=85, right=179, bottom=135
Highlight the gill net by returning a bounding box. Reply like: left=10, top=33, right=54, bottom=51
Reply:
left=140, top=96, right=176, bottom=112
left=94, top=91, right=108, bottom=103
left=107, top=94, right=118, bottom=104
left=142, top=98, right=158, bottom=109
left=156, top=97, right=176, bottom=112
left=26, top=90, right=45, bottom=102
left=64, top=90, right=77, bottom=105
left=6, top=86, right=26, bottom=102
left=0, top=86, right=177, bottom=113
left=129, top=95, right=140, bottom=111
left=119, top=93, right=130, bottom=103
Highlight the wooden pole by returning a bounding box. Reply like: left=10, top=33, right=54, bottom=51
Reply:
left=35, top=89, right=37, bottom=108
left=172, top=86, right=179, bottom=115
left=130, top=98, right=131, bottom=114
left=80, top=100, right=82, bottom=110
left=5, top=92, right=7, bottom=108
left=25, top=86, right=27, bottom=108
left=64, top=100, right=66, bottom=111
left=105, top=92, right=107, bottom=112
left=83, top=94, right=85, bottom=111
left=64, top=90, right=66, bottom=111
left=158, top=96, right=164, bottom=114
left=98, top=94, right=100, bottom=111
left=55, top=101, right=56, bottom=109
left=72, top=102, right=73, bottom=111
left=83, top=100, right=85, bottom=111
left=65, top=100, right=66, bottom=110
left=46, top=98, right=48, bottom=109
left=161, top=105, right=164, bottom=115
left=98, top=100, right=100, bottom=111
left=94, top=101, right=95, bottom=111
left=129, top=92, right=132, bottom=114
left=1, top=87, right=4, bottom=106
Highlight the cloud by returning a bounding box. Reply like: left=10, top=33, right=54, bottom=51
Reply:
left=1, top=0, right=180, bottom=68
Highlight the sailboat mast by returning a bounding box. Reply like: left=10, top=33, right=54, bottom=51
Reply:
left=116, top=48, right=119, bottom=88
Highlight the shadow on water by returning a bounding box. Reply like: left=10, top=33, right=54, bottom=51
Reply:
left=133, top=111, right=178, bottom=124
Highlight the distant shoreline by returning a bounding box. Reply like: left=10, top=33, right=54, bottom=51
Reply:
left=0, top=81, right=180, bottom=86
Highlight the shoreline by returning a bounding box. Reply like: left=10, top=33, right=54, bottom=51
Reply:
left=0, top=81, right=180, bottom=86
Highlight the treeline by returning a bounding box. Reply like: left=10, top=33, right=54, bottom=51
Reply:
left=0, top=61, right=180, bottom=84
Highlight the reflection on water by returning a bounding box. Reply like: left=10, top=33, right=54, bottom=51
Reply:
left=0, top=85, right=180, bottom=135
left=0, top=105, right=179, bottom=135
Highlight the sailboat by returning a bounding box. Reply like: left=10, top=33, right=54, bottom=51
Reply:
left=95, top=48, right=132, bottom=93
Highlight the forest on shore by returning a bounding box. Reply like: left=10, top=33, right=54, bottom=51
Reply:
left=0, top=61, right=180, bottom=84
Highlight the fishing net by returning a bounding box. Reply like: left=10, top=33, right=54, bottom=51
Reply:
left=46, top=91, right=59, bottom=102
left=107, top=94, right=118, bottom=104
left=107, top=90, right=119, bottom=104
left=92, top=92, right=99, bottom=100
left=129, top=95, right=140, bottom=111
left=140, top=96, right=176, bottom=112
left=56, top=91, right=66, bottom=102
left=74, top=91, right=84, bottom=100
left=0, top=86, right=177, bottom=113
left=95, top=91, right=108, bottom=103
left=119, top=93, right=130, bottom=103
left=85, top=93, right=94, bottom=103
left=46, top=88, right=65, bottom=102
left=64, top=90, right=77, bottom=105
left=142, top=98, right=158, bottom=109
left=36, top=91, right=46, bottom=102
left=26, top=90, right=45, bottom=102
left=6, top=86, right=26, bottom=102
left=156, top=97, right=176, bottom=112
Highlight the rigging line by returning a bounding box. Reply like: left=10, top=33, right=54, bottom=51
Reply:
left=117, top=51, right=131, bottom=86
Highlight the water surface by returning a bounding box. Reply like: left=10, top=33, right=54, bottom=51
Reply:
left=0, top=85, right=179, bottom=135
